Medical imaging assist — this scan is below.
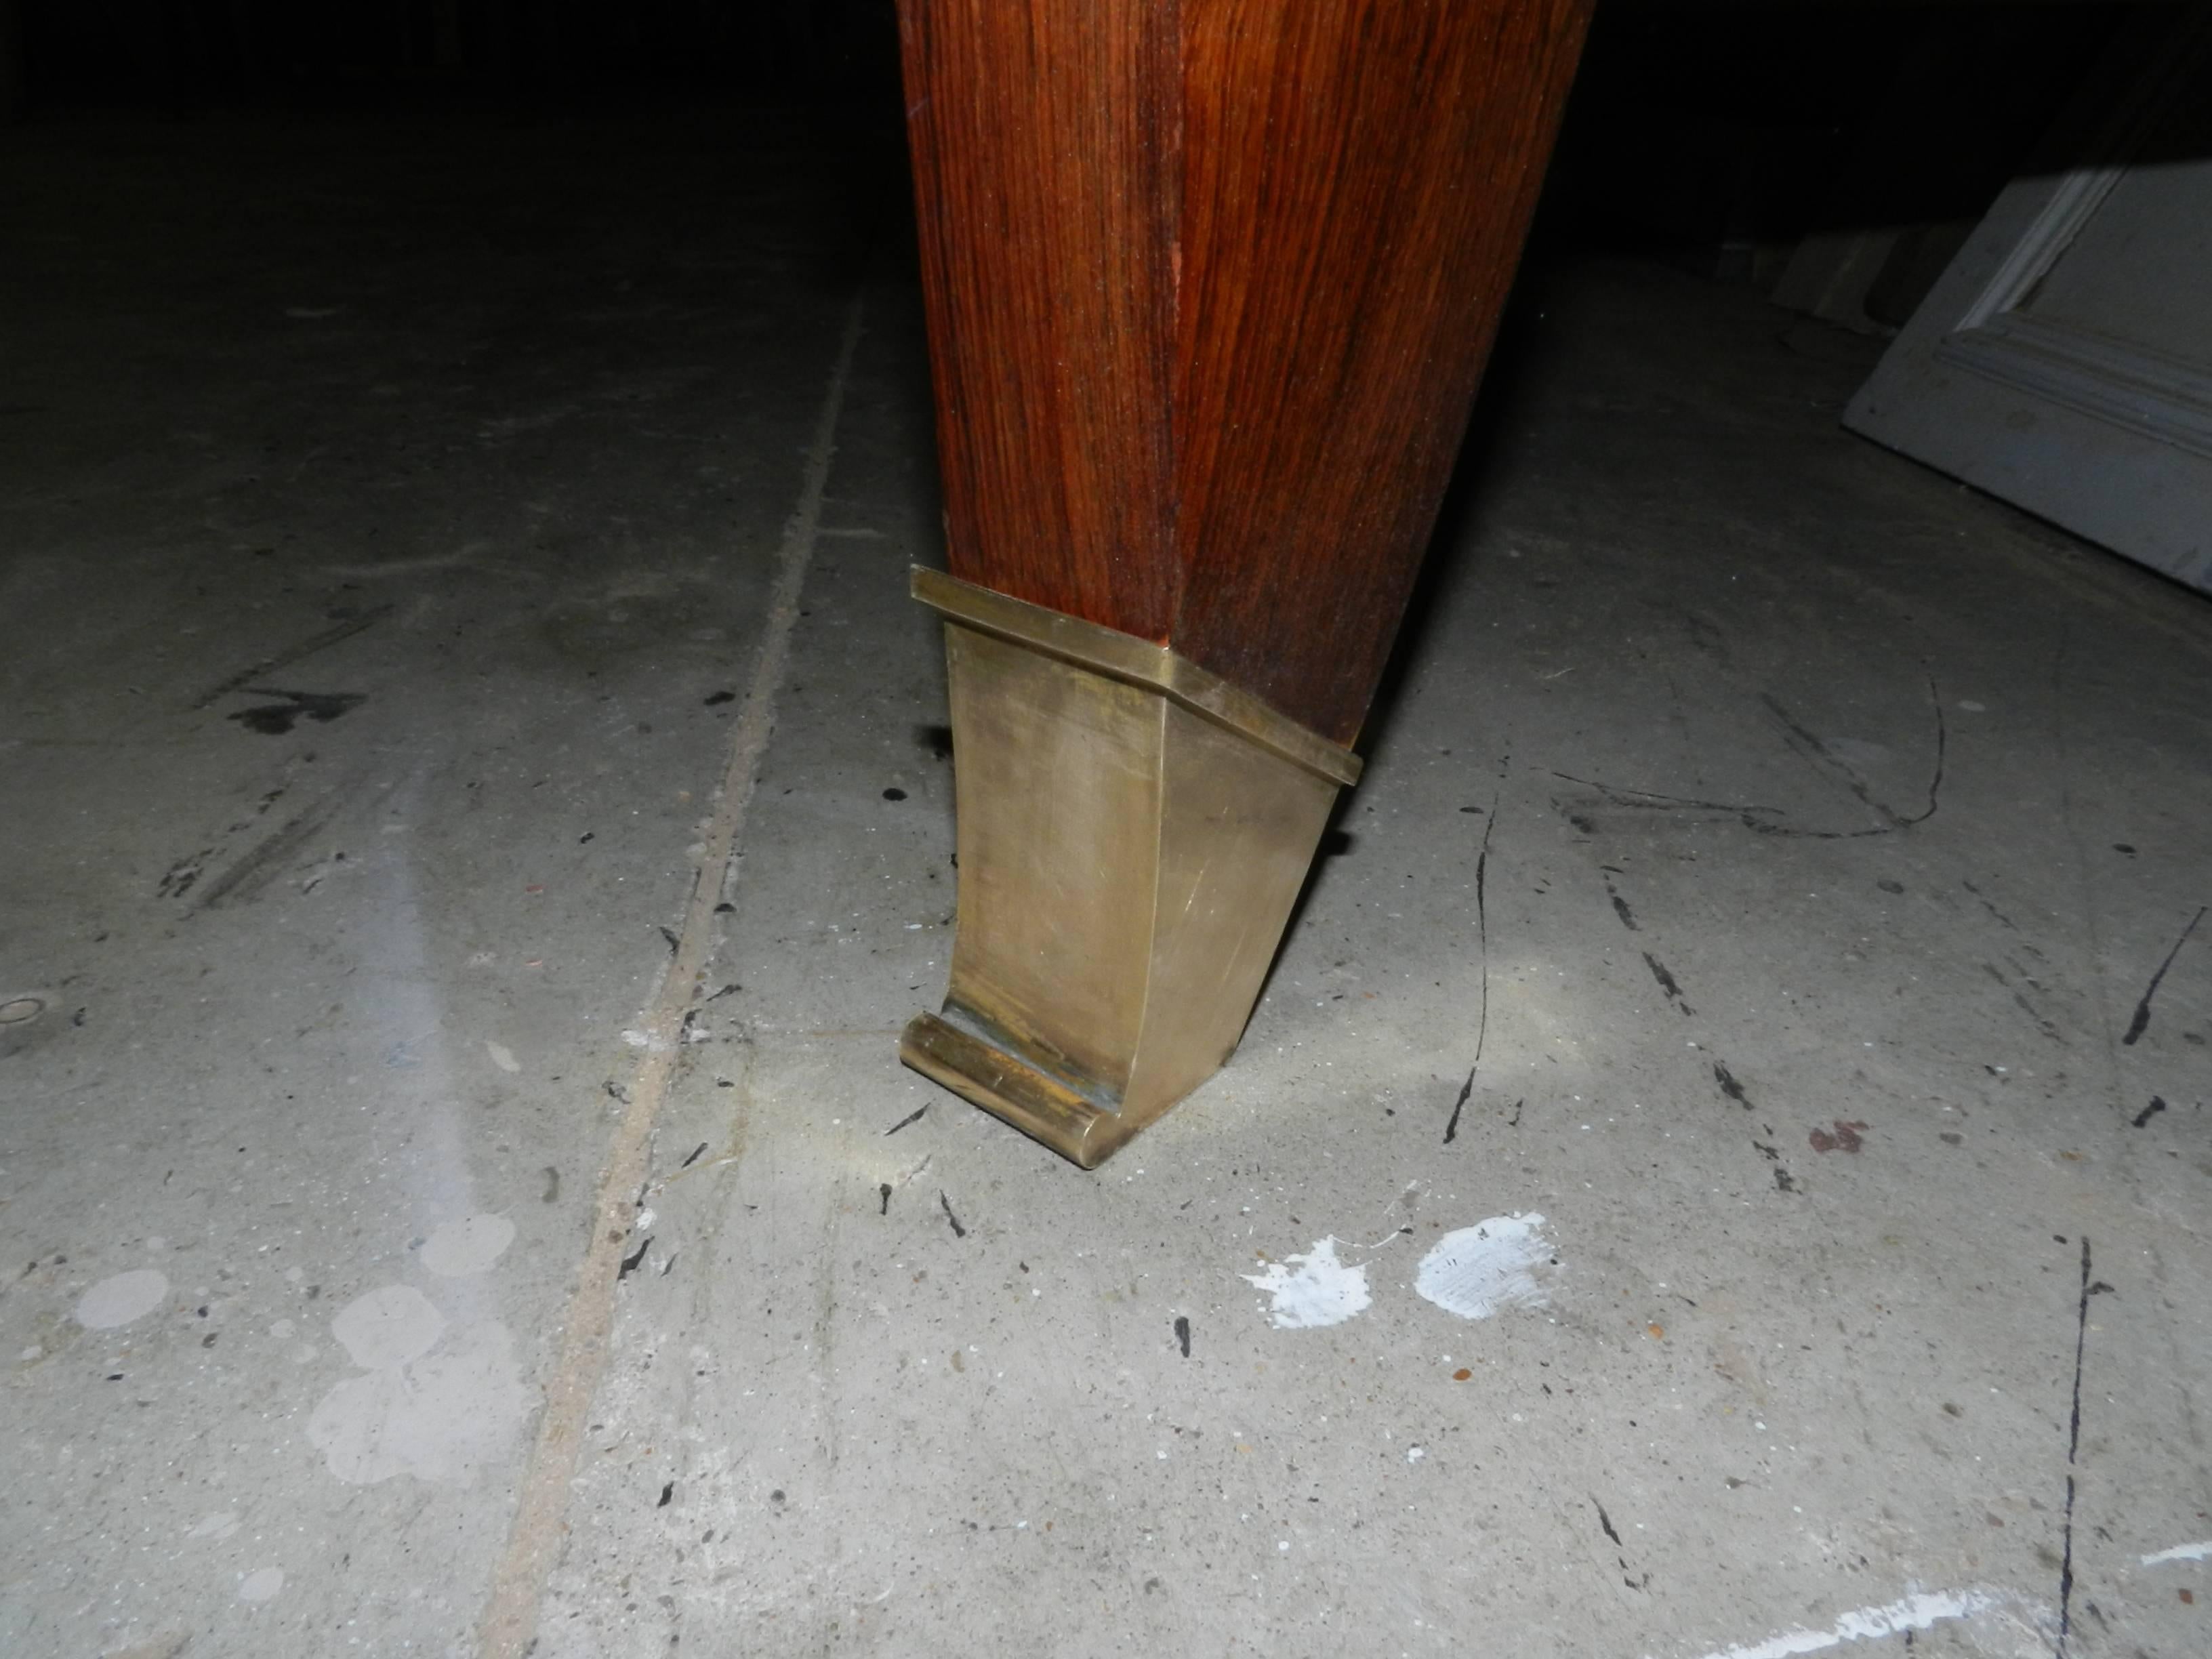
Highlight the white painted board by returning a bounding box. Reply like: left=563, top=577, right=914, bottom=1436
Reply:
left=1845, top=7, right=2212, bottom=595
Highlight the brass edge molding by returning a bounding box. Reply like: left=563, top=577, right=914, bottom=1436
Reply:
left=910, top=566, right=1363, bottom=787
left=901, top=1010, right=1133, bottom=1169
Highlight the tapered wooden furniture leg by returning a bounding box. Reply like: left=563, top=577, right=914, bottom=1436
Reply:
left=895, top=0, right=1593, bottom=1166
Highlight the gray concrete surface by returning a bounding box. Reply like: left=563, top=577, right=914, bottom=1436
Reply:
left=4, top=117, right=2210, bottom=1659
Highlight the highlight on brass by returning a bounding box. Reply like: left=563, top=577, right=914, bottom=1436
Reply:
left=899, top=568, right=1358, bottom=1168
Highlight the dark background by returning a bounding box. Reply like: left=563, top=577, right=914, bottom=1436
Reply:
left=0, top=1, right=2180, bottom=331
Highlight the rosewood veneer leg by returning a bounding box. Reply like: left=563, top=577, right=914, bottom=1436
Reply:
left=895, top=0, right=1592, bottom=1166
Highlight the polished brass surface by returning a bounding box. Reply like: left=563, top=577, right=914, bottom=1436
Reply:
left=899, top=575, right=1350, bottom=1167
left=910, top=567, right=1361, bottom=787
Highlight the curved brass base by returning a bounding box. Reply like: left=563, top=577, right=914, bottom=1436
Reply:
left=901, top=1009, right=1136, bottom=1168
left=901, top=569, right=1357, bottom=1168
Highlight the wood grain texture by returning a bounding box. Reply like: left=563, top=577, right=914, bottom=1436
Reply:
left=899, top=0, right=1592, bottom=745
left=897, top=0, right=1178, bottom=641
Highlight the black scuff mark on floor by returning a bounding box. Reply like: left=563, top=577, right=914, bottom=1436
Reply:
left=1443, top=1066, right=1475, bottom=1145
left=1546, top=771, right=1780, bottom=825
left=1683, top=607, right=1732, bottom=666
left=190, top=606, right=394, bottom=710
left=197, top=794, right=346, bottom=910
left=1752, top=1136, right=1800, bottom=1193
left=1984, top=960, right=2066, bottom=1044
left=1713, top=1061, right=1750, bottom=1108
left=1593, top=1499, right=1623, bottom=1547
left=1601, top=869, right=1638, bottom=931
left=2014, top=992, right=2066, bottom=1044
left=680, top=1143, right=708, bottom=1168
left=2122, top=905, right=2205, bottom=1046
left=939, top=1192, right=966, bottom=1239
left=884, top=1105, right=926, bottom=1136
left=1963, top=880, right=2020, bottom=930
left=657, top=1481, right=674, bottom=1507
left=1591, top=1498, right=1647, bottom=1589
left=2131, top=1096, right=2167, bottom=1129
left=617, top=1236, right=651, bottom=1279
left=1643, top=951, right=1694, bottom=1015
left=224, top=688, right=367, bottom=735
left=878, top=1182, right=893, bottom=1216
left=158, top=852, right=212, bottom=900
left=1174, top=1315, right=1191, bottom=1357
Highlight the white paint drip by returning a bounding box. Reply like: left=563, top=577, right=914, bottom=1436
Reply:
left=486, top=1040, right=520, bottom=1073
left=308, top=1320, right=531, bottom=1484
left=2142, top=1540, right=2212, bottom=1565
left=1414, top=1214, right=1555, bottom=1321
left=1242, top=1238, right=1370, bottom=1329
left=331, top=1285, right=446, bottom=1369
left=75, top=1269, right=169, bottom=1330
left=422, top=1214, right=516, bottom=1277
left=1658, top=1589, right=2006, bottom=1659
left=237, top=1567, right=286, bottom=1603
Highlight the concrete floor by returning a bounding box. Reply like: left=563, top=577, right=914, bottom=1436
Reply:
left=3, top=116, right=2210, bottom=1659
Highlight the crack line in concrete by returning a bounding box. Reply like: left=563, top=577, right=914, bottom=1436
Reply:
left=1443, top=780, right=1502, bottom=1145
left=2057, top=1233, right=2102, bottom=1656
left=476, top=293, right=865, bottom=1659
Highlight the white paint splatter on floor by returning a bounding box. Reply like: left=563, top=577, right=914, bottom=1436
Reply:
left=187, top=1512, right=241, bottom=1541
left=237, top=1566, right=285, bottom=1603
left=2142, top=1539, right=2212, bottom=1565
left=422, top=1214, right=516, bottom=1277
left=331, top=1285, right=446, bottom=1368
left=1658, top=1589, right=2008, bottom=1659
left=309, top=1276, right=532, bottom=1485
left=75, top=1269, right=169, bottom=1330
left=1242, top=1238, right=1370, bottom=1329
left=1414, top=1214, right=1555, bottom=1320
left=308, top=1319, right=532, bottom=1484
left=487, top=1040, right=521, bottom=1073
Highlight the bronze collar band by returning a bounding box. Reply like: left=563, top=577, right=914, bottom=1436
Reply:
left=909, top=567, right=1363, bottom=787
